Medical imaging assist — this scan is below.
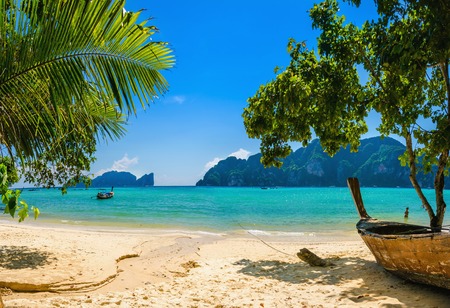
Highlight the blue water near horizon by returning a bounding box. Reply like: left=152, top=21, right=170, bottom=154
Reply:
left=4, top=186, right=448, bottom=235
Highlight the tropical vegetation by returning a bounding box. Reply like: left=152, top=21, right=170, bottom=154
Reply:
left=0, top=0, right=174, bottom=221
left=243, top=0, right=450, bottom=230
left=197, top=137, right=437, bottom=188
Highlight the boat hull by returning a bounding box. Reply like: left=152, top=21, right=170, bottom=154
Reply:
left=357, top=219, right=450, bottom=290
left=347, top=177, right=450, bottom=290
left=97, top=192, right=114, bottom=199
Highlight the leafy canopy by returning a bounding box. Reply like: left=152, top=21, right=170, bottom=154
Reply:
left=243, top=0, right=450, bottom=228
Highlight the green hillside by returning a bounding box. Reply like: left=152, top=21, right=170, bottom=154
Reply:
left=197, top=137, right=438, bottom=188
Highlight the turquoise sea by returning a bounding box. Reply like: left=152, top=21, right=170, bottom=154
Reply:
left=4, top=187, right=449, bottom=236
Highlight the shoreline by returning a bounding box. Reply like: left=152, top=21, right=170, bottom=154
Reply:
left=0, top=218, right=359, bottom=241
left=1, top=223, right=449, bottom=307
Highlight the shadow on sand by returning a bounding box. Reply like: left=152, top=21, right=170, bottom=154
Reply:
left=0, top=245, right=57, bottom=270
left=233, top=256, right=450, bottom=307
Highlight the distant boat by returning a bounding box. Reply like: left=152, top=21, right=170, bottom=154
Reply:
left=347, top=177, right=450, bottom=290
left=97, top=187, right=114, bottom=199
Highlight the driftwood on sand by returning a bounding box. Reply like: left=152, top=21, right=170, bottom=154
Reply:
left=297, top=248, right=335, bottom=267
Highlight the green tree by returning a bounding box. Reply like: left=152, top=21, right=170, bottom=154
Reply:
left=243, top=0, right=450, bottom=230
left=0, top=0, right=174, bottom=220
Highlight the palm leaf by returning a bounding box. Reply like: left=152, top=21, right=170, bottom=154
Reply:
left=0, top=0, right=174, bottom=162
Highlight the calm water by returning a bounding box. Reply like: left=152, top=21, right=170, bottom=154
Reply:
left=4, top=186, right=448, bottom=235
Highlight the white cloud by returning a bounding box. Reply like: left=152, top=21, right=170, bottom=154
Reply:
left=95, top=154, right=139, bottom=176
left=112, top=154, right=139, bottom=171
left=164, top=95, right=186, bottom=104
left=204, top=157, right=221, bottom=172
left=228, top=148, right=251, bottom=160
left=203, top=149, right=251, bottom=172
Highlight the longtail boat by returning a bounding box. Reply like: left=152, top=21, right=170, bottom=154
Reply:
left=347, top=177, right=450, bottom=290
left=97, top=187, right=114, bottom=199
left=96, top=191, right=114, bottom=199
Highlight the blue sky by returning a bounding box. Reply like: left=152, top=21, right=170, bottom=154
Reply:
left=90, top=0, right=380, bottom=186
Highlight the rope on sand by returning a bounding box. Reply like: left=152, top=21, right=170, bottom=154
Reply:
left=237, top=223, right=292, bottom=257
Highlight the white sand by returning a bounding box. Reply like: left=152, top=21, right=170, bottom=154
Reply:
left=0, top=223, right=448, bottom=307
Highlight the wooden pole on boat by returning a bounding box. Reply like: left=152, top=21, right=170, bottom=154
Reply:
left=347, top=178, right=371, bottom=219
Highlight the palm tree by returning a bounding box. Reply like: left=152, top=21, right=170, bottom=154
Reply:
left=0, top=0, right=174, bottom=187
left=0, top=2, right=172, bottom=301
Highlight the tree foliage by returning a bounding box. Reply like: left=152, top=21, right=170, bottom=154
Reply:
left=0, top=163, right=39, bottom=222
left=0, top=0, right=174, bottom=220
left=243, top=0, right=450, bottom=229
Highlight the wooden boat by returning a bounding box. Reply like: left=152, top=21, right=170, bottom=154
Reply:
left=347, top=177, right=450, bottom=290
left=97, top=187, right=114, bottom=199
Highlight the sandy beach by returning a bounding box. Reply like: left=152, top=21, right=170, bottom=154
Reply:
left=0, top=223, right=448, bottom=308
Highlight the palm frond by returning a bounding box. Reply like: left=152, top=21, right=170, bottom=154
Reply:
left=0, top=0, right=174, bottom=162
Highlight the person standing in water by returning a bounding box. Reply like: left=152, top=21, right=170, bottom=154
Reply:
left=404, top=207, right=409, bottom=219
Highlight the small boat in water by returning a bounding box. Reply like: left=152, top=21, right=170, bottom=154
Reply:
left=97, top=187, right=114, bottom=199
left=347, top=177, right=450, bottom=290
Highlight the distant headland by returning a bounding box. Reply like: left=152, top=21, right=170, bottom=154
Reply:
left=197, top=136, right=444, bottom=188
left=84, top=171, right=154, bottom=188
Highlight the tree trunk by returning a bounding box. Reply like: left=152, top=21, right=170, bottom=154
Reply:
left=434, top=61, right=450, bottom=230
left=433, top=151, right=448, bottom=230
left=405, top=133, right=436, bottom=226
